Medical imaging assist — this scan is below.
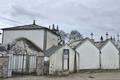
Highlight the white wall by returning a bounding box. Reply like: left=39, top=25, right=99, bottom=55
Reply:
left=49, top=45, right=76, bottom=74
left=3, top=30, right=44, bottom=50
left=76, top=52, right=80, bottom=71
left=46, top=31, right=58, bottom=50
left=76, top=40, right=100, bottom=69
left=101, top=41, right=119, bottom=69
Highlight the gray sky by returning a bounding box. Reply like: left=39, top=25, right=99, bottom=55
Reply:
left=0, top=0, right=120, bottom=41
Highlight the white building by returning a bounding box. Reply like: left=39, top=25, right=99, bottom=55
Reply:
left=2, top=23, right=58, bottom=51
left=1, top=22, right=59, bottom=76
left=71, top=38, right=100, bottom=70
left=45, top=44, right=79, bottom=74
left=99, top=40, right=119, bottom=69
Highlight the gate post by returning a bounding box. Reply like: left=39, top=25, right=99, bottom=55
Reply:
left=0, top=56, right=9, bottom=78
left=36, top=56, right=44, bottom=76
left=26, top=54, right=30, bottom=74
left=99, top=51, right=102, bottom=69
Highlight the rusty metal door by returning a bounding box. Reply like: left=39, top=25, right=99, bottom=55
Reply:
left=8, top=54, right=37, bottom=74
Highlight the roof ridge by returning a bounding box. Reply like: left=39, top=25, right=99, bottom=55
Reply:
left=2, top=24, right=45, bottom=30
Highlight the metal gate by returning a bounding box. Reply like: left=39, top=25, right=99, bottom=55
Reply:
left=8, top=54, right=37, bottom=74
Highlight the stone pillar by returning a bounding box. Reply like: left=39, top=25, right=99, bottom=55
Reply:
left=7, top=54, right=12, bottom=77
left=117, top=34, right=119, bottom=41
left=0, top=56, right=9, bottom=78
left=90, top=33, right=94, bottom=40
left=36, top=56, right=44, bottom=76
left=106, top=32, right=109, bottom=40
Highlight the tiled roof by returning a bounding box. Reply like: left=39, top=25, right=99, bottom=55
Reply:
left=69, top=40, right=82, bottom=49
left=2, top=24, right=58, bottom=35
left=2, top=24, right=47, bottom=30
left=44, top=45, right=62, bottom=57
left=69, top=38, right=97, bottom=49
left=94, top=41, right=105, bottom=49
left=95, top=39, right=119, bottom=50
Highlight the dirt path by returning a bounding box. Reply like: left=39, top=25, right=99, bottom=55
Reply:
left=4, top=72, right=120, bottom=80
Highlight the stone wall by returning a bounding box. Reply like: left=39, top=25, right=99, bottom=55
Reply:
left=0, top=56, right=9, bottom=78
left=36, top=56, right=44, bottom=76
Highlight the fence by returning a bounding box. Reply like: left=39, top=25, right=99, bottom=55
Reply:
left=8, top=54, right=44, bottom=75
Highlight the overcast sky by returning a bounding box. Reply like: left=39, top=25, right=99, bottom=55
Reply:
left=0, top=0, right=120, bottom=41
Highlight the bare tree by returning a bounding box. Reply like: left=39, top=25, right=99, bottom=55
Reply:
left=69, top=30, right=83, bottom=41
left=58, top=30, right=69, bottom=45
left=59, top=30, right=70, bottom=40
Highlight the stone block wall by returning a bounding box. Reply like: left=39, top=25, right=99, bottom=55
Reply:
left=0, top=56, right=9, bottom=78
left=36, top=56, right=44, bottom=76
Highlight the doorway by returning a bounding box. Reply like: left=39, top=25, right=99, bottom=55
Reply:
left=63, top=49, right=69, bottom=70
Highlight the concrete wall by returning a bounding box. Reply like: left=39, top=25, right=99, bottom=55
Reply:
left=46, top=31, right=58, bottom=50
left=3, top=30, right=44, bottom=50
left=49, top=45, right=76, bottom=74
left=101, top=41, right=119, bottom=69
left=76, top=40, right=100, bottom=69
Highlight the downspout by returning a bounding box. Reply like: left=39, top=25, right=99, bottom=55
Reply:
left=74, top=51, right=77, bottom=72
left=23, top=41, right=29, bottom=73
left=119, top=51, right=120, bottom=69
left=99, top=50, right=101, bottom=69
left=2, top=30, right=4, bottom=44
left=43, top=29, right=47, bottom=75
left=43, top=29, right=47, bottom=51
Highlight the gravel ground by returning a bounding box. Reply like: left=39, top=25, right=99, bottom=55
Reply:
left=4, top=72, right=120, bottom=80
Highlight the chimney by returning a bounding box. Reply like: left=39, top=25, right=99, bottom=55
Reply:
left=110, top=36, right=113, bottom=40
left=117, top=34, right=119, bottom=41
left=57, top=25, right=59, bottom=31
left=100, top=36, right=103, bottom=42
left=33, top=20, right=36, bottom=25
left=106, top=32, right=109, bottom=40
left=113, top=35, right=116, bottom=41
left=49, top=25, right=51, bottom=30
left=90, top=32, right=94, bottom=39
left=52, top=24, right=55, bottom=30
